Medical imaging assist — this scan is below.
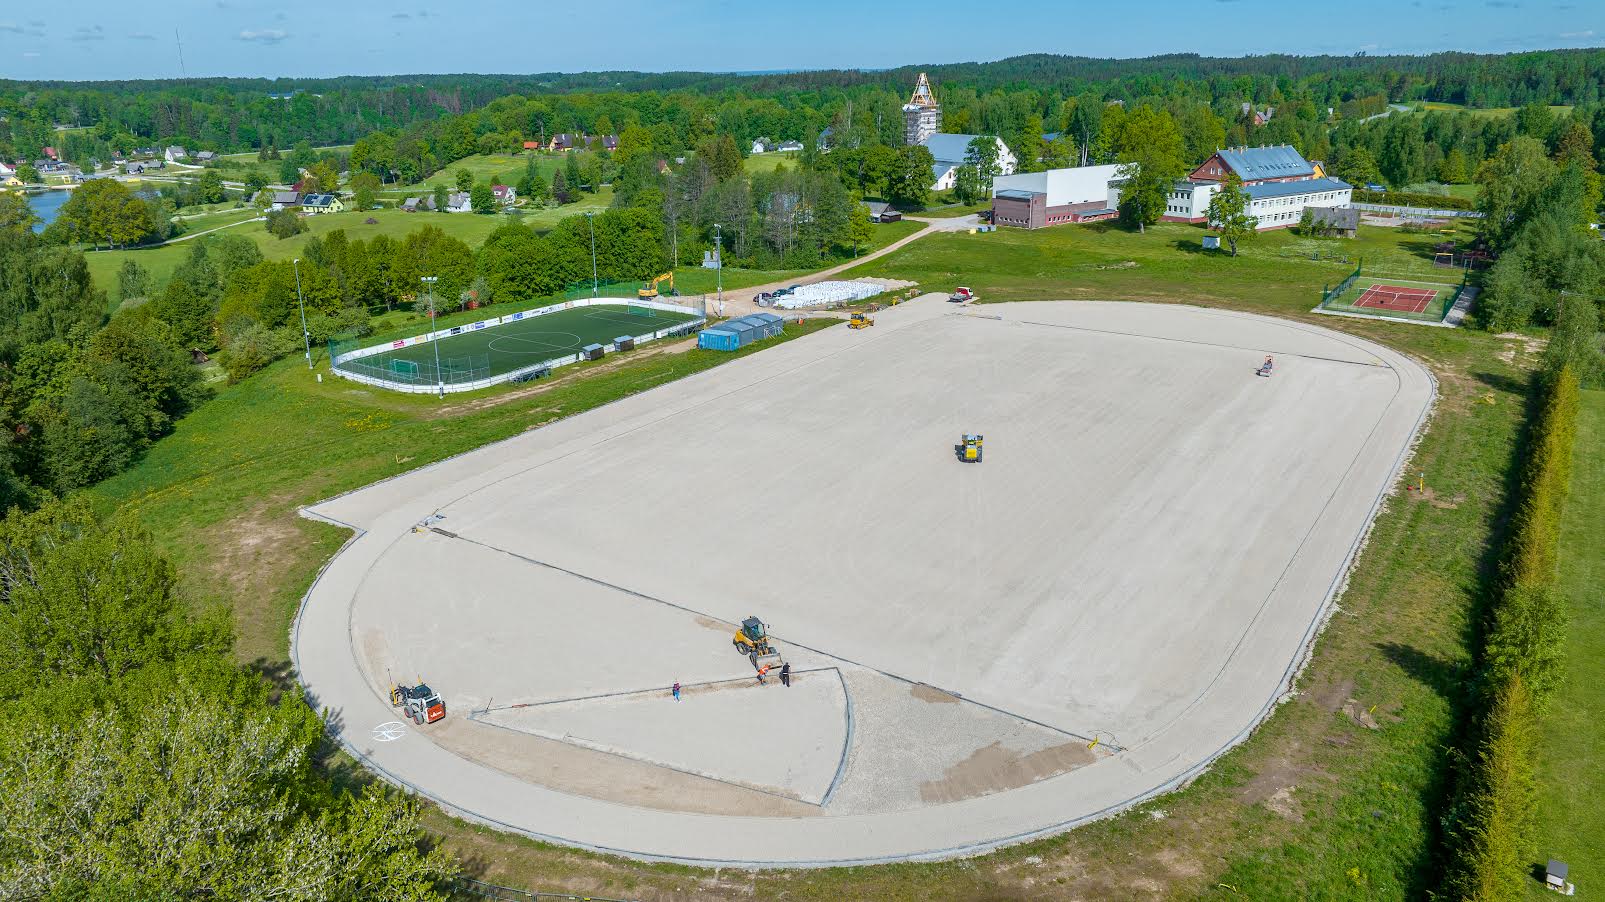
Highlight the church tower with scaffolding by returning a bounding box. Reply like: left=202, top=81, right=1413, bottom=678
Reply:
left=903, top=72, right=941, bottom=146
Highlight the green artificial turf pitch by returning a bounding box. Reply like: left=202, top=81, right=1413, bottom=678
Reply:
left=340, top=303, right=701, bottom=383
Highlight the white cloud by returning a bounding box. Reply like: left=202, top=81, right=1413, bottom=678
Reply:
left=1560, top=29, right=1594, bottom=37
left=238, top=28, right=289, bottom=44
left=0, top=22, right=23, bottom=32
left=129, top=32, right=158, bottom=41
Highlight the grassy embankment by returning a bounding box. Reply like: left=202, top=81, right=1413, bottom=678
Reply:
left=1530, top=388, right=1605, bottom=896
left=81, top=213, right=1546, bottom=898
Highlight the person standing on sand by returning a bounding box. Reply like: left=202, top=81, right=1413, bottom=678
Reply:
left=757, top=664, right=769, bottom=685
left=780, top=663, right=791, bottom=687
left=672, top=681, right=681, bottom=701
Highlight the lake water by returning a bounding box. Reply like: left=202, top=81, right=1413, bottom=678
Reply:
left=26, top=190, right=70, bottom=232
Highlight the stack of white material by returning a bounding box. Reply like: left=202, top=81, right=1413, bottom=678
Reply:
left=772, top=280, right=885, bottom=309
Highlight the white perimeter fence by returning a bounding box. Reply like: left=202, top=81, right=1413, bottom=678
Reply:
left=1352, top=202, right=1484, bottom=219
left=329, top=298, right=705, bottom=395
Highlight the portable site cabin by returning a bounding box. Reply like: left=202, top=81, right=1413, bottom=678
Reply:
left=582, top=343, right=605, bottom=361
left=744, top=312, right=785, bottom=340
left=697, top=313, right=786, bottom=352
left=614, top=335, right=635, bottom=351
left=722, top=318, right=759, bottom=345
left=697, top=325, right=742, bottom=351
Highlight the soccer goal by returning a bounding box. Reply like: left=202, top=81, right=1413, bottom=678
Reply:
left=389, top=359, right=421, bottom=380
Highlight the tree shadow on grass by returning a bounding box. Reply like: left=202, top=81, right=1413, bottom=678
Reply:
left=1169, top=238, right=1221, bottom=256
left=248, top=655, right=297, bottom=696
left=1472, top=369, right=1526, bottom=396
left=1376, top=641, right=1464, bottom=695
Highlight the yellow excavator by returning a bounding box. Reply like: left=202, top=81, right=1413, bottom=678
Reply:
left=639, top=272, right=675, bottom=299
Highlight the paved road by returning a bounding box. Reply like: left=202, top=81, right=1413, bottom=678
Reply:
left=293, top=298, right=1434, bottom=867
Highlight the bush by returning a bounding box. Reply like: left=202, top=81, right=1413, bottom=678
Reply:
left=1352, top=189, right=1476, bottom=210
left=218, top=323, right=295, bottom=383
left=264, top=209, right=308, bottom=239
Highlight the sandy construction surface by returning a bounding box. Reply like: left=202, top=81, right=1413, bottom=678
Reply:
left=295, top=297, right=1433, bottom=865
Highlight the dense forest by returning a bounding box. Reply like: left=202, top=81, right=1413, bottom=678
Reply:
left=7, top=49, right=1605, bottom=164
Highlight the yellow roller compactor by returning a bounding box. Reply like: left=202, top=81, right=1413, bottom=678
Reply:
left=956, top=433, right=984, bottom=463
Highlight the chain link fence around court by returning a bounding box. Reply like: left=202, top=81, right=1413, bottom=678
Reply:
left=1317, top=259, right=1470, bottom=323
left=324, top=342, right=492, bottom=388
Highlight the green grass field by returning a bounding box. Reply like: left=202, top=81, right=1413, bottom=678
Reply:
left=843, top=219, right=1473, bottom=315
left=1414, top=102, right=1572, bottom=119
left=915, top=200, right=991, bottom=218
left=338, top=302, right=701, bottom=385
left=380, top=153, right=567, bottom=195
left=1532, top=388, right=1605, bottom=897
left=210, top=145, right=354, bottom=185
left=743, top=152, right=798, bottom=174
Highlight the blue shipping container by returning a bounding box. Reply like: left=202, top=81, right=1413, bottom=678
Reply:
left=698, top=329, right=740, bottom=351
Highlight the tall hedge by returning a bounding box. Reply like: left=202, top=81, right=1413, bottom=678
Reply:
left=1442, top=366, right=1579, bottom=899
left=1445, top=675, right=1539, bottom=901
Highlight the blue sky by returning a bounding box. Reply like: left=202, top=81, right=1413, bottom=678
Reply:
left=1, top=0, right=1599, bottom=81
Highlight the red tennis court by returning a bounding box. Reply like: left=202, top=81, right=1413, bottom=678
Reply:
left=1353, top=283, right=1441, bottom=314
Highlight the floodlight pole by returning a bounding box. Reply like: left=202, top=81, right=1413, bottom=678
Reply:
left=292, top=258, right=311, bottom=370
left=585, top=211, right=598, bottom=297
left=422, top=276, right=442, bottom=398
left=714, top=223, right=723, bottom=311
